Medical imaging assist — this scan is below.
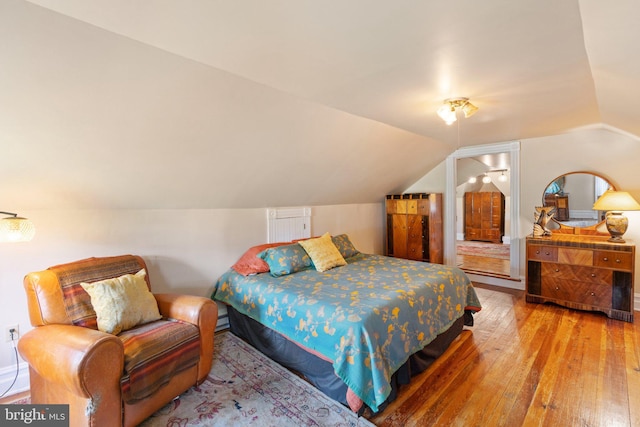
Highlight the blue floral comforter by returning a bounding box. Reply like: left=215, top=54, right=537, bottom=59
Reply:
left=211, top=253, right=481, bottom=412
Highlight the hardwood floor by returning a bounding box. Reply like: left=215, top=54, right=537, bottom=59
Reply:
left=369, top=283, right=640, bottom=427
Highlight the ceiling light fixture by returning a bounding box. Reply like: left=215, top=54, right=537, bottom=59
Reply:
left=437, top=97, right=478, bottom=125
left=482, top=175, right=492, bottom=184
left=498, top=171, right=508, bottom=182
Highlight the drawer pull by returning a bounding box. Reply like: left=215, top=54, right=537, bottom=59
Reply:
left=536, top=250, right=540, bottom=254
left=590, top=292, right=595, bottom=296
left=603, top=257, right=608, bottom=261
left=616, top=259, right=621, bottom=263
left=591, top=273, right=596, bottom=277
left=555, top=286, right=560, bottom=290
left=545, top=252, right=550, bottom=255
left=555, top=269, right=560, bottom=272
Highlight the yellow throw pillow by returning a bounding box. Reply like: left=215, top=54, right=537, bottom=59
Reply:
left=298, top=232, right=347, bottom=272
left=80, top=269, right=162, bottom=335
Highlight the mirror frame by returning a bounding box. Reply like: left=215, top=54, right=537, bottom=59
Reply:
left=542, top=171, right=615, bottom=234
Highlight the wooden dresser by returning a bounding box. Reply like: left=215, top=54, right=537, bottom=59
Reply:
left=385, top=193, right=443, bottom=264
left=526, top=234, right=635, bottom=322
left=464, top=192, right=505, bottom=243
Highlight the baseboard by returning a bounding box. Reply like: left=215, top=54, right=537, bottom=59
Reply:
left=456, top=236, right=511, bottom=244
left=466, top=273, right=525, bottom=290
left=0, top=359, right=29, bottom=398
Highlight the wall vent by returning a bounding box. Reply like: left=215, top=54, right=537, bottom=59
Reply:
left=267, top=207, right=311, bottom=242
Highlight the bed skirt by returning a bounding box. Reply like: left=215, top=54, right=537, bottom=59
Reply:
left=228, top=306, right=471, bottom=414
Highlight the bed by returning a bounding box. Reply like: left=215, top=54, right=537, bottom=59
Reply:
left=211, top=233, right=481, bottom=414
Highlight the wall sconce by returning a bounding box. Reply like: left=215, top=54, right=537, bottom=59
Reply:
left=592, top=190, right=640, bottom=243
left=0, top=211, right=36, bottom=242
left=437, top=97, right=479, bottom=125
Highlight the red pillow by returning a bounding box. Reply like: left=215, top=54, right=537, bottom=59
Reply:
left=231, top=242, right=289, bottom=276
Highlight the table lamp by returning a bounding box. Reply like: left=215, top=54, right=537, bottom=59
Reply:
left=592, top=190, right=640, bottom=243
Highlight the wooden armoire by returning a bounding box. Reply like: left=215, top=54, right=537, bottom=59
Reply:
left=464, top=191, right=505, bottom=243
left=385, top=193, right=443, bottom=264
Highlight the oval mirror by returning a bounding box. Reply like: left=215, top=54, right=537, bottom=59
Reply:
left=542, top=172, right=615, bottom=229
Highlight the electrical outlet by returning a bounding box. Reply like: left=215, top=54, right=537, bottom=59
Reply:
left=5, top=325, right=19, bottom=342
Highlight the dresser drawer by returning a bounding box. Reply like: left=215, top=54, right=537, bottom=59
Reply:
left=541, top=263, right=612, bottom=285
left=528, top=245, right=558, bottom=262
left=541, top=278, right=612, bottom=307
left=593, top=250, right=633, bottom=271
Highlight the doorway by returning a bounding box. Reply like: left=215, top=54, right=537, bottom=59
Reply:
left=445, top=141, right=522, bottom=288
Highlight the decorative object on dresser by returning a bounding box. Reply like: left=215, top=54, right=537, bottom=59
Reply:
left=385, top=193, right=443, bottom=263
left=526, top=234, right=635, bottom=322
left=463, top=191, right=505, bottom=243
left=533, top=206, right=556, bottom=237
left=592, top=189, right=640, bottom=243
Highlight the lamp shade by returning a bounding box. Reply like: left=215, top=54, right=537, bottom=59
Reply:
left=461, top=101, right=479, bottom=118
left=0, top=216, right=36, bottom=242
left=593, top=190, right=640, bottom=211
left=437, top=105, right=457, bottom=125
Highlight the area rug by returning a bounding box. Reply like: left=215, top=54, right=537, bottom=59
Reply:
left=456, top=240, right=510, bottom=260
left=9, top=332, right=374, bottom=426
left=141, top=331, right=375, bottom=427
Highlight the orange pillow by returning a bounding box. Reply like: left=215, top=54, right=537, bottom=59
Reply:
left=231, top=242, right=288, bottom=276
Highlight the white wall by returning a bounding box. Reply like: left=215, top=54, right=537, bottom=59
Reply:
left=0, top=203, right=384, bottom=393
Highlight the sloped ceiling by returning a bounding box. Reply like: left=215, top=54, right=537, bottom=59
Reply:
left=3, top=0, right=639, bottom=210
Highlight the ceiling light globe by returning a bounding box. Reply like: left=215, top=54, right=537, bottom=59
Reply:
left=437, top=105, right=457, bottom=125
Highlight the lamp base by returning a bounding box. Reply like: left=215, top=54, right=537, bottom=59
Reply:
left=605, top=211, right=628, bottom=244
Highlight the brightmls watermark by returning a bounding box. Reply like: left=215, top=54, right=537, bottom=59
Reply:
left=1, top=405, right=69, bottom=426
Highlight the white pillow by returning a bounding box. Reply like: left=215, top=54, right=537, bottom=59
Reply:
left=80, top=269, right=161, bottom=335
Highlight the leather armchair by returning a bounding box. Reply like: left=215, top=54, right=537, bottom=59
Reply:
left=18, top=255, right=218, bottom=427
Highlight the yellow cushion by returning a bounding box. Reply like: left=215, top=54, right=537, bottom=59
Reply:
left=298, top=232, right=347, bottom=272
left=80, top=269, right=161, bottom=335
